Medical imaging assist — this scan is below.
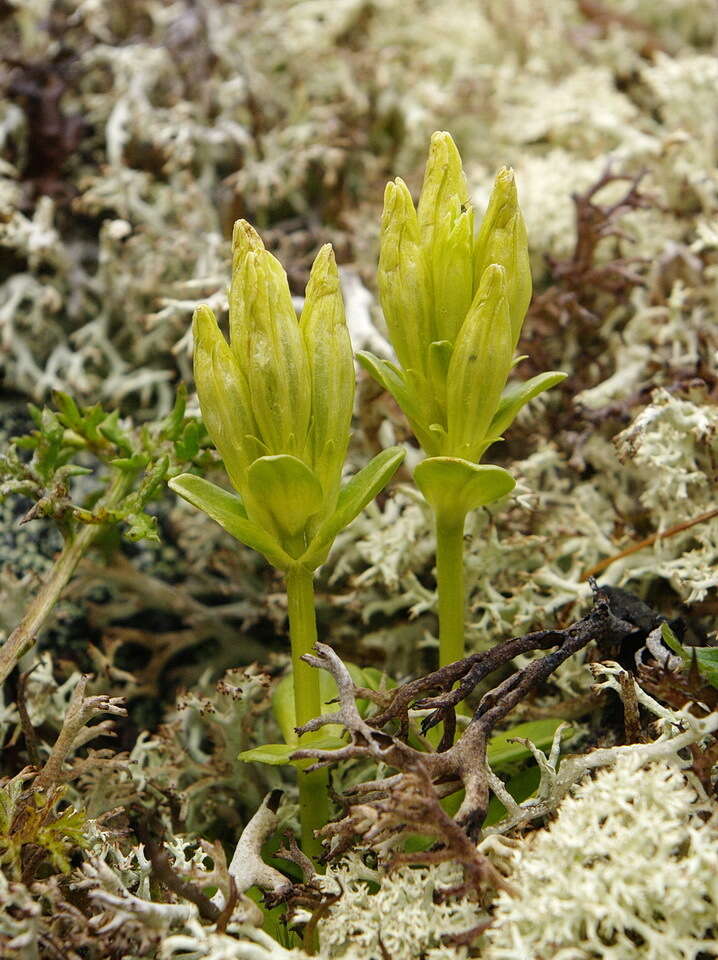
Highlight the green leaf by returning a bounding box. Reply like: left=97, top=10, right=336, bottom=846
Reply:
left=660, top=622, right=683, bottom=655
left=488, top=371, right=567, bottom=440
left=159, top=384, right=187, bottom=441
left=487, top=718, right=567, bottom=770
left=359, top=666, right=397, bottom=693
left=484, top=766, right=541, bottom=826
left=693, top=650, right=718, bottom=689
left=414, top=457, right=514, bottom=522
left=246, top=455, right=323, bottom=544
left=661, top=623, right=718, bottom=689
left=110, top=453, right=149, bottom=472
left=168, top=473, right=293, bottom=570
left=358, top=351, right=442, bottom=454
left=302, top=446, right=405, bottom=567
left=174, top=419, right=203, bottom=461
left=122, top=512, right=160, bottom=543
left=98, top=411, right=133, bottom=455
left=356, top=353, right=418, bottom=420
left=239, top=735, right=347, bottom=769
left=272, top=662, right=368, bottom=745
left=53, top=391, right=82, bottom=431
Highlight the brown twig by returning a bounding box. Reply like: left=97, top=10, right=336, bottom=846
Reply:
left=34, top=676, right=127, bottom=792
left=144, top=838, right=222, bottom=924
left=582, top=507, right=718, bottom=580
left=292, top=586, right=635, bottom=853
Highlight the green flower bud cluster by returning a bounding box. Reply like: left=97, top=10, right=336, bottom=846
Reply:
left=357, top=133, right=567, bottom=667
left=359, top=131, right=565, bottom=473
left=170, top=222, right=404, bottom=571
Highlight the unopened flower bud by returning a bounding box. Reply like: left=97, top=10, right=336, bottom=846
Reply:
left=300, top=244, right=355, bottom=508
left=378, top=178, right=433, bottom=379
left=446, top=264, right=513, bottom=461
left=417, top=131, right=474, bottom=344
left=230, top=226, right=311, bottom=458
left=192, top=305, right=257, bottom=497
left=474, top=167, right=532, bottom=349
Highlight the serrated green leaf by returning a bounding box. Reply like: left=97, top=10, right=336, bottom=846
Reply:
left=302, top=446, right=405, bottom=567
left=169, top=473, right=293, bottom=570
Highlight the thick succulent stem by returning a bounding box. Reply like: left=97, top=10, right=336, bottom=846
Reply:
left=285, top=564, right=329, bottom=860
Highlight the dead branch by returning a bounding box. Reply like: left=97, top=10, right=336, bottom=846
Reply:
left=34, top=676, right=127, bottom=792
left=291, top=587, right=635, bottom=863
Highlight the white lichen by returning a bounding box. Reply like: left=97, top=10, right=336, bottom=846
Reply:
left=484, top=755, right=718, bottom=959
left=316, top=855, right=479, bottom=960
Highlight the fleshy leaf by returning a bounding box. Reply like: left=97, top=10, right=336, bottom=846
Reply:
left=272, top=662, right=367, bottom=745
left=246, top=455, right=323, bottom=546
left=302, top=446, right=405, bottom=567
left=357, top=352, right=441, bottom=454
left=489, top=371, right=567, bottom=439
left=661, top=623, right=718, bottom=689
left=487, top=719, right=568, bottom=769
left=168, top=473, right=293, bottom=570
left=414, top=457, right=515, bottom=522
left=238, top=735, right=347, bottom=769
left=356, top=352, right=413, bottom=415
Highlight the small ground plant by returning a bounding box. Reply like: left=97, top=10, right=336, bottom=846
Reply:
left=0, top=101, right=716, bottom=960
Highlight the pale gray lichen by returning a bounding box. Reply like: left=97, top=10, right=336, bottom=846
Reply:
left=483, top=755, right=718, bottom=959
left=613, top=389, right=718, bottom=602
left=2, top=2, right=718, bottom=957
left=316, top=855, right=478, bottom=960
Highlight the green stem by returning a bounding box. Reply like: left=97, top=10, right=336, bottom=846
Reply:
left=285, top=564, right=329, bottom=861
left=435, top=508, right=467, bottom=668
left=0, top=470, right=134, bottom=686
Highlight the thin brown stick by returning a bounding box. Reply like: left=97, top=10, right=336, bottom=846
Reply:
left=582, top=507, right=718, bottom=580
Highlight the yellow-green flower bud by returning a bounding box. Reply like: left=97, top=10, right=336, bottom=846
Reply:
left=300, top=244, right=355, bottom=510
left=229, top=220, right=264, bottom=360
left=229, top=223, right=311, bottom=458
left=378, top=178, right=433, bottom=380
left=417, top=131, right=469, bottom=249
left=417, top=131, right=474, bottom=345
left=446, top=264, right=513, bottom=461
left=192, top=305, right=258, bottom=498
left=474, top=167, right=532, bottom=349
